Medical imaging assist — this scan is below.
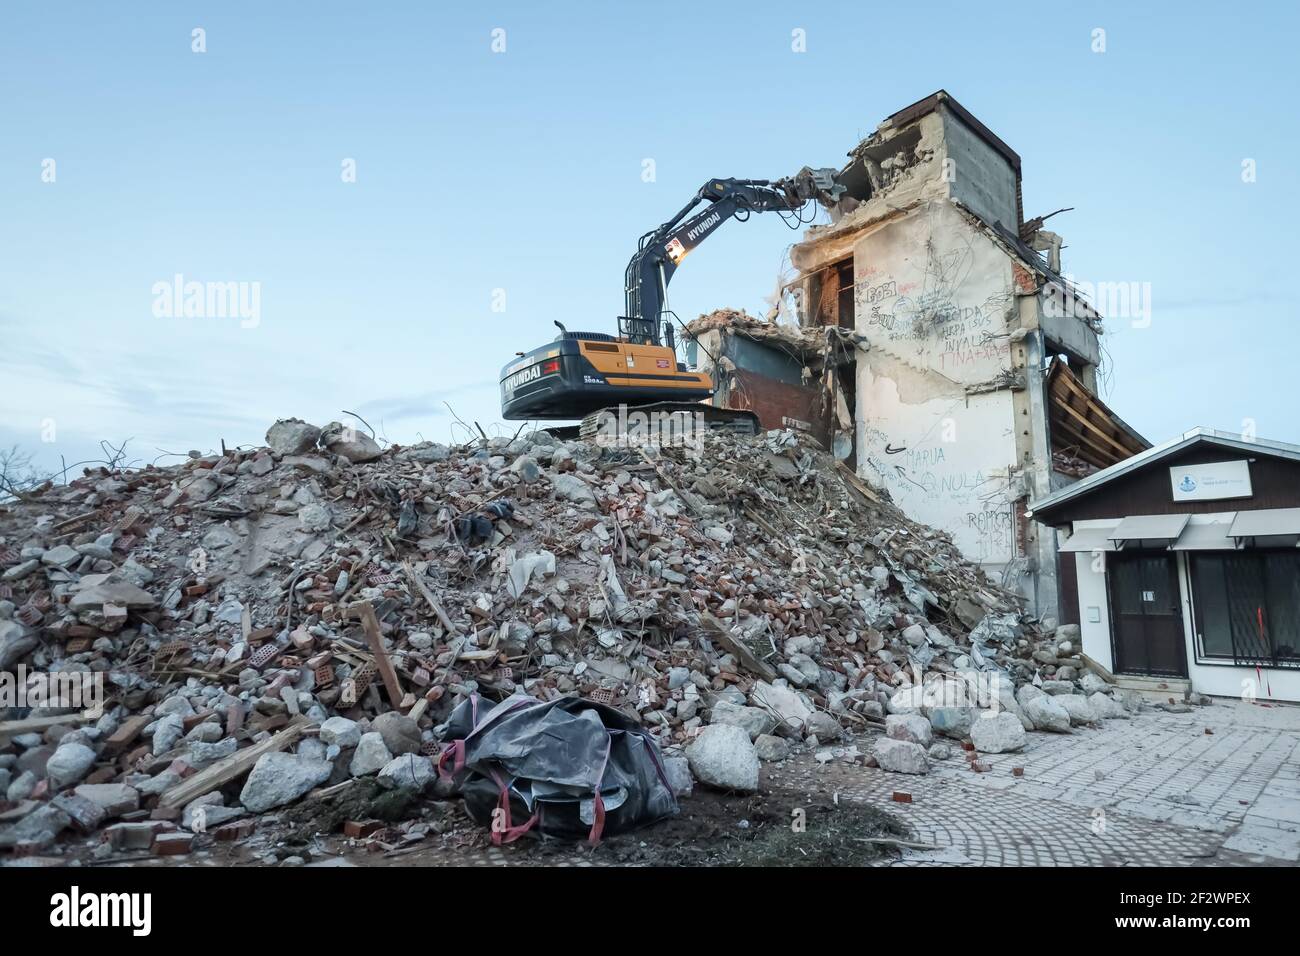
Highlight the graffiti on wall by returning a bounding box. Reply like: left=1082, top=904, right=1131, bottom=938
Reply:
left=854, top=204, right=1020, bottom=568
left=865, top=434, right=1017, bottom=563
left=859, top=214, right=1012, bottom=382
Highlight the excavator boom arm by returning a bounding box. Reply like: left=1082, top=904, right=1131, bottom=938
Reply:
left=622, top=169, right=842, bottom=345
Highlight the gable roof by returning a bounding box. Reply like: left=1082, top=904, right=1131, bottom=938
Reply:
left=1027, top=427, right=1300, bottom=520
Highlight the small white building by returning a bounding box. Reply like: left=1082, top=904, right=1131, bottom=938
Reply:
left=1028, top=428, right=1300, bottom=703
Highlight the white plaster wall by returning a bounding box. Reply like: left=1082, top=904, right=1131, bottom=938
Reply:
left=1071, top=535, right=1115, bottom=674
left=853, top=201, right=1020, bottom=575
left=1184, top=656, right=1300, bottom=703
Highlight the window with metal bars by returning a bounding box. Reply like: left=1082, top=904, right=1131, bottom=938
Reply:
left=1190, top=551, right=1300, bottom=666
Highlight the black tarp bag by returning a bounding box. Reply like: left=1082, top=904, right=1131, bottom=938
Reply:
left=437, top=693, right=678, bottom=845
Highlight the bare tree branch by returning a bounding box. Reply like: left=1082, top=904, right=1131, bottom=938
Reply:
left=341, top=409, right=376, bottom=439
left=0, top=439, right=140, bottom=504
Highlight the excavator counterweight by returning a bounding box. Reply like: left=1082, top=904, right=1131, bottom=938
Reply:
left=500, top=326, right=711, bottom=421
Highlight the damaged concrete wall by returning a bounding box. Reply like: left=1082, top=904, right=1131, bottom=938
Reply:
left=849, top=200, right=1023, bottom=579
left=804, top=94, right=1020, bottom=248
left=801, top=111, right=948, bottom=249
left=941, top=109, right=1019, bottom=232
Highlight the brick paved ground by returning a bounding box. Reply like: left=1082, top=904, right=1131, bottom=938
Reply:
left=795, top=698, right=1300, bottom=866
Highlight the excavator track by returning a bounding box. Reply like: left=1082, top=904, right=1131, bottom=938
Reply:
left=575, top=402, right=760, bottom=441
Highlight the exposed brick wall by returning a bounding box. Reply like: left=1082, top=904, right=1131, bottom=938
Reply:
left=724, top=368, right=829, bottom=444
left=1012, top=261, right=1037, bottom=294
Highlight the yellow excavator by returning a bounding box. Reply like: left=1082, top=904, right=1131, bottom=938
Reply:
left=499, top=168, right=844, bottom=435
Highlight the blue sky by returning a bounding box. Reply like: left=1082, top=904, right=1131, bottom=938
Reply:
left=2, top=1, right=1295, bottom=476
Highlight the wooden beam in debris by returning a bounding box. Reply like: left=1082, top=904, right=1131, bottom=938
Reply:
left=51, top=510, right=101, bottom=534
left=402, top=560, right=460, bottom=634
left=0, top=710, right=97, bottom=743
left=158, top=716, right=310, bottom=808
left=354, top=601, right=406, bottom=711
left=836, top=461, right=882, bottom=504
left=697, top=612, right=777, bottom=682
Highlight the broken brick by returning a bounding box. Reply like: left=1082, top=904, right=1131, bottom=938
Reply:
left=151, top=832, right=195, bottom=856
left=214, top=820, right=256, bottom=842
left=343, top=819, right=383, bottom=839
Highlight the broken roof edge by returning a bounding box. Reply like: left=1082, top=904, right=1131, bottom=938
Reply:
left=795, top=91, right=1025, bottom=258
left=1097, top=405, right=1151, bottom=457
left=1047, top=358, right=1151, bottom=461
left=685, top=308, right=829, bottom=357
left=1093, top=407, right=1150, bottom=459
left=877, top=89, right=1022, bottom=175
left=686, top=314, right=868, bottom=374
left=1028, top=427, right=1300, bottom=522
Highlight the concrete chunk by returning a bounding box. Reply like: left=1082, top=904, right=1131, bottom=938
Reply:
left=686, top=724, right=760, bottom=792
left=872, top=737, right=929, bottom=775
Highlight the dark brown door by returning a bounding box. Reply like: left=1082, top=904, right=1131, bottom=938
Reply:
left=1109, top=553, right=1187, bottom=677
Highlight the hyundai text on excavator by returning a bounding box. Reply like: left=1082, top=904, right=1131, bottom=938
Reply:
left=499, top=167, right=844, bottom=436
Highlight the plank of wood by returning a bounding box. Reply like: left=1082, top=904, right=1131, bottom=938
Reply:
left=402, top=561, right=459, bottom=634
left=158, top=717, right=309, bottom=808
left=355, top=602, right=406, bottom=711
left=52, top=510, right=100, bottom=532
left=1051, top=365, right=1141, bottom=457
left=1081, top=653, right=1117, bottom=684
left=837, top=461, right=882, bottom=504
left=697, top=612, right=777, bottom=682
left=1051, top=395, right=1133, bottom=460
left=436, top=636, right=467, bottom=685
left=339, top=507, right=374, bottom=534
left=742, top=505, right=786, bottom=544
left=312, top=779, right=357, bottom=800
left=1050, top=413, right=1119, bottom=469
left=0, top=710, right=97, bottom=741
left=407, top=698, right=430, bottom=724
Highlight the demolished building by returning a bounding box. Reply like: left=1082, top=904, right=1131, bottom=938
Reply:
left=690, top=91, right=1149, bottom=622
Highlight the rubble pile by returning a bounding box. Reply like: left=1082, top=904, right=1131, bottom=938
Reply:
left=687, top=308, right=861, bottom=359
left=687, top=308, right=818, bottom=343
left=0, top=418, right=1134, bottom=860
